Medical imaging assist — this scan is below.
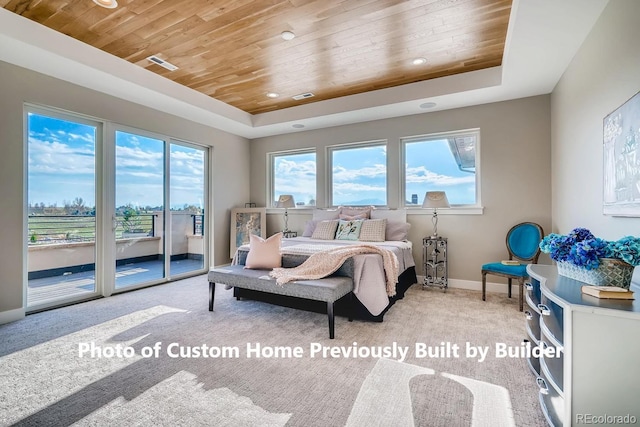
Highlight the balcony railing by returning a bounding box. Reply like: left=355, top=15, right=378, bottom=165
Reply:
left=28, top=213, right=204, bottom=245
left=28, top=214, right=156, bottom=245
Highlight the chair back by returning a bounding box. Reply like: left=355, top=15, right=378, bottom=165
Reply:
left=506, top=222, right=544, bottom=262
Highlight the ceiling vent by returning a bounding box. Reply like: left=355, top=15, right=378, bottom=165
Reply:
left=146, top=55, right=179, bottom=71
left=292, top=92, right=314, bottom=100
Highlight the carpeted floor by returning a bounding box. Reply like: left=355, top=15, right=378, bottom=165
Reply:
left=0, top=275, right=547, bottom=427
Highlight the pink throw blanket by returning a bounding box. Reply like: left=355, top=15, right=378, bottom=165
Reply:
left=269, top=244, right=399, bottom=297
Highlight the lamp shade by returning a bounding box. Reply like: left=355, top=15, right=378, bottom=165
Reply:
left=276, top=195, right=295, bottom=208
left=422, top=191, right=450, bottom=209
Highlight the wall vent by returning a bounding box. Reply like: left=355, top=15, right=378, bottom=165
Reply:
left=146, top=55, right=179, bottom=71
left=292, top=92, right=315, bottom=100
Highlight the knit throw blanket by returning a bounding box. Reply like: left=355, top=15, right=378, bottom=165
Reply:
left=269, top=244, right=399, bottom=297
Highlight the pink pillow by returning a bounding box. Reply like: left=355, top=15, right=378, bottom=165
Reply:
left=244, top=232, right=282, bottom=269
left=339, top=212, right=368, bottom=220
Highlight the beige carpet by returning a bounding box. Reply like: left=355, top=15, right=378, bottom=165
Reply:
left=0, top=275, right=547, bottom=426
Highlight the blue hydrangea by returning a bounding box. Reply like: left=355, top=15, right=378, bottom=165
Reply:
left=539, top=228, right=640, bottom=270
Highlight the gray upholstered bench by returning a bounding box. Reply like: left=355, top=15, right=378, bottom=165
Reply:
left=208, top=265, right=354, bottom=339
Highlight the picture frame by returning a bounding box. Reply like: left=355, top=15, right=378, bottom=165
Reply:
left=230, top=207, right=266, bottom=258
left=603, top=90, right=640, bottom=216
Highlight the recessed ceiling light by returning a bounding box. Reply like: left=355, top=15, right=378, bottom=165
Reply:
left=266, top=92, right=280, bottom=98
left=412, top=57, right=427, bottom=65
left=93, top=0, right=118, bottom=8
left=292, top=124, right=305, bottom=129
left=419, top=102, right=437, bottom=109
left=281, top=31, right=295, bottom=41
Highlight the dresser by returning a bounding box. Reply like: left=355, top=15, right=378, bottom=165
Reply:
left=525, top=265, right=640, bottom=426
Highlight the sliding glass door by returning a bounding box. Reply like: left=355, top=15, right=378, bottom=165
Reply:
left=26, top=106, right=209, bottom=311
left=26, top=110, right=101, bottom=309
left=169, top=143, right=207, bottom=275
left=114, top=130, right=166, bottom=289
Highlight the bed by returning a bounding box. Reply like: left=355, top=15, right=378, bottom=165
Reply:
left=232, top=207, right=417, bottom=322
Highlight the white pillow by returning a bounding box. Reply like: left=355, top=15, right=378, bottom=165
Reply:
left=244, top=232, right=282, bottom=269
left=371, top=209, right=407, bottom=223
left=359, top=219, right=387, bottom=242
left=312, top=209, right=340, bottom=221
left=385, top=221, right=411, bottom=241
left=302, top=220, right=318, bottom=237
left=311, top=220, right=339, bottom=240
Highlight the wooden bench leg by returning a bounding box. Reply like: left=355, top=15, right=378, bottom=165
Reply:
left=327, top=301, right=335, bottom=339
left=209, top=282, right=215, bottom=311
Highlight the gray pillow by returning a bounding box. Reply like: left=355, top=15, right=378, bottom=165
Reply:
left=385, top=221, right=411, bottom=241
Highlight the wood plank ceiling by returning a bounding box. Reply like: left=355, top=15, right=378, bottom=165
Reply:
left=2, top=0, right=512, bottom=115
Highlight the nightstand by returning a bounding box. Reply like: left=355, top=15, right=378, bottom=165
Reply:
left=283, top=231, right=297, bottom=238
left=423, top=236, right=448, bottom=291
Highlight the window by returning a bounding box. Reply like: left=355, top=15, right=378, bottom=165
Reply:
left=402, top=130, right=479, bottom=206
left=269, top=150, right=316, bottom=207
left=328, top=141, right=387, bottom=206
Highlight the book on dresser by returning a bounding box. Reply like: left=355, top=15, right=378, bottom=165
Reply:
left=581, top=285, right=635, bottom=300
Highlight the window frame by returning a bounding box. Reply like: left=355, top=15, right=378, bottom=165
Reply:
left=267, top=148, right=317, bottom=209
left=326, top=139, right=388, bottom=208
left=400, top=129, right=481, bottom=209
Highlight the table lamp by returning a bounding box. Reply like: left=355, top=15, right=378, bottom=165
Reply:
left=422, top=191, right=450, bottom=238
left=276, top=195, right=295, bottom=232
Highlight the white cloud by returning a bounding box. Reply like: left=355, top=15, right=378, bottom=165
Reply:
left=332, top=164, right=386, bottom=182
left=405, top=166, right=475, bottom=186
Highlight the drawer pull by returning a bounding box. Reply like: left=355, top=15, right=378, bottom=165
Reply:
left=525, top=282, right=533, bottom=291
left=524, top=310, right=533, bottom=320
left=536, top=377, right=549, bottom=395
left=537, top=304, right=551, bottom=316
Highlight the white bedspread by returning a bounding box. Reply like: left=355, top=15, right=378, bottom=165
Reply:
left=235, top=237, right=415, bottom=316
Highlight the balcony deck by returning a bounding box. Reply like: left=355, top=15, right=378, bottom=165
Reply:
left=28, top=258, right=204, bottom=306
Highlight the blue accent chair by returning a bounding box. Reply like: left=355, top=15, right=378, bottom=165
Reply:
left=482, top=222, right=544, bottom=311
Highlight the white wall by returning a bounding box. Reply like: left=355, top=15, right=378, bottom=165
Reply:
left=250, top=95, right=553, bottom=283
left=551, top=0, right=640, bottom=238
left=0, top=60, right=250, bottom=322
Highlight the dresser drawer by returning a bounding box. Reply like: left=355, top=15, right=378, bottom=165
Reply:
left=525, top=279, right=541, bottom=306
left=525, top=298, right=541, bottom=340
left=538, top=294, right=564, bottom=345
left=540, top=325, right=564, bottom=393
left=537, top=364, right=564, bottom=427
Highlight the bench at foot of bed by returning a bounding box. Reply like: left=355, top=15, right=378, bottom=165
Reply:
left=208, top=265, right=354, bottom=339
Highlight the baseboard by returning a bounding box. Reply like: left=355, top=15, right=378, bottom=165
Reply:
left=0, top=307, right=25, bottom=325
left=417, top=275, right=510, bottom=294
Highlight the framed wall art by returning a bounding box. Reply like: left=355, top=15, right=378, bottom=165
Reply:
left=230, top=207, right=266, bottom=257
left=603, top=90, right=640, bottom=216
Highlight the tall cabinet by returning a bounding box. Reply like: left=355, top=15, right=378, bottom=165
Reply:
left=525, top=265, right=640, bottom=426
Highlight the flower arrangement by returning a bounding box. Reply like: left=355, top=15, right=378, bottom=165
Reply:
left=539, top=228, right=640, bottom=270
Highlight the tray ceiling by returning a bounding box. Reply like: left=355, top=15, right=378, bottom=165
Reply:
left=1, top=0, right=512, bottom=115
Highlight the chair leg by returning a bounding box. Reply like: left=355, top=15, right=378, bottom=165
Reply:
left=209, top=282, right=215, bottom=311
left=508, top=278, right=512, bottom=298
left=518, top=278, right=524, bottom=312
left=482, top=272, right=487, bottom=301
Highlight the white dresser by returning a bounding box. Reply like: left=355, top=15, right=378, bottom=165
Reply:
left=526, top=264, right=640, bottom=426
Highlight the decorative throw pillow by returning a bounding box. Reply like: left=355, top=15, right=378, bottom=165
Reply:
left=312, top=209, right=340, bottom=221
left=339, top=206, right=373, bottom=219
left=335, top=219, right=364, bottom=240
left=339, top=212, right=368, bottom=220
left=302, top=220, right=318, bottom=237
left=311, top=220, right=339, bottom=240
left=244, top=232, right=282, bottom=269
left=359, top=219, right=387, bottom=242
left=385, top=221, right=411, bottom=241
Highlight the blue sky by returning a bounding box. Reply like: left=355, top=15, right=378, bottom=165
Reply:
left=28, top=113, right=205, bottom=210
left=274, top=139, right=476, bottom=206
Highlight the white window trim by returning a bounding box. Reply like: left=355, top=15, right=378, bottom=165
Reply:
left=326, top=139, right=388, bottom=208
left=400, top=129, right=482, bottom=213
left=267, top=148, right=317, bottom=209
